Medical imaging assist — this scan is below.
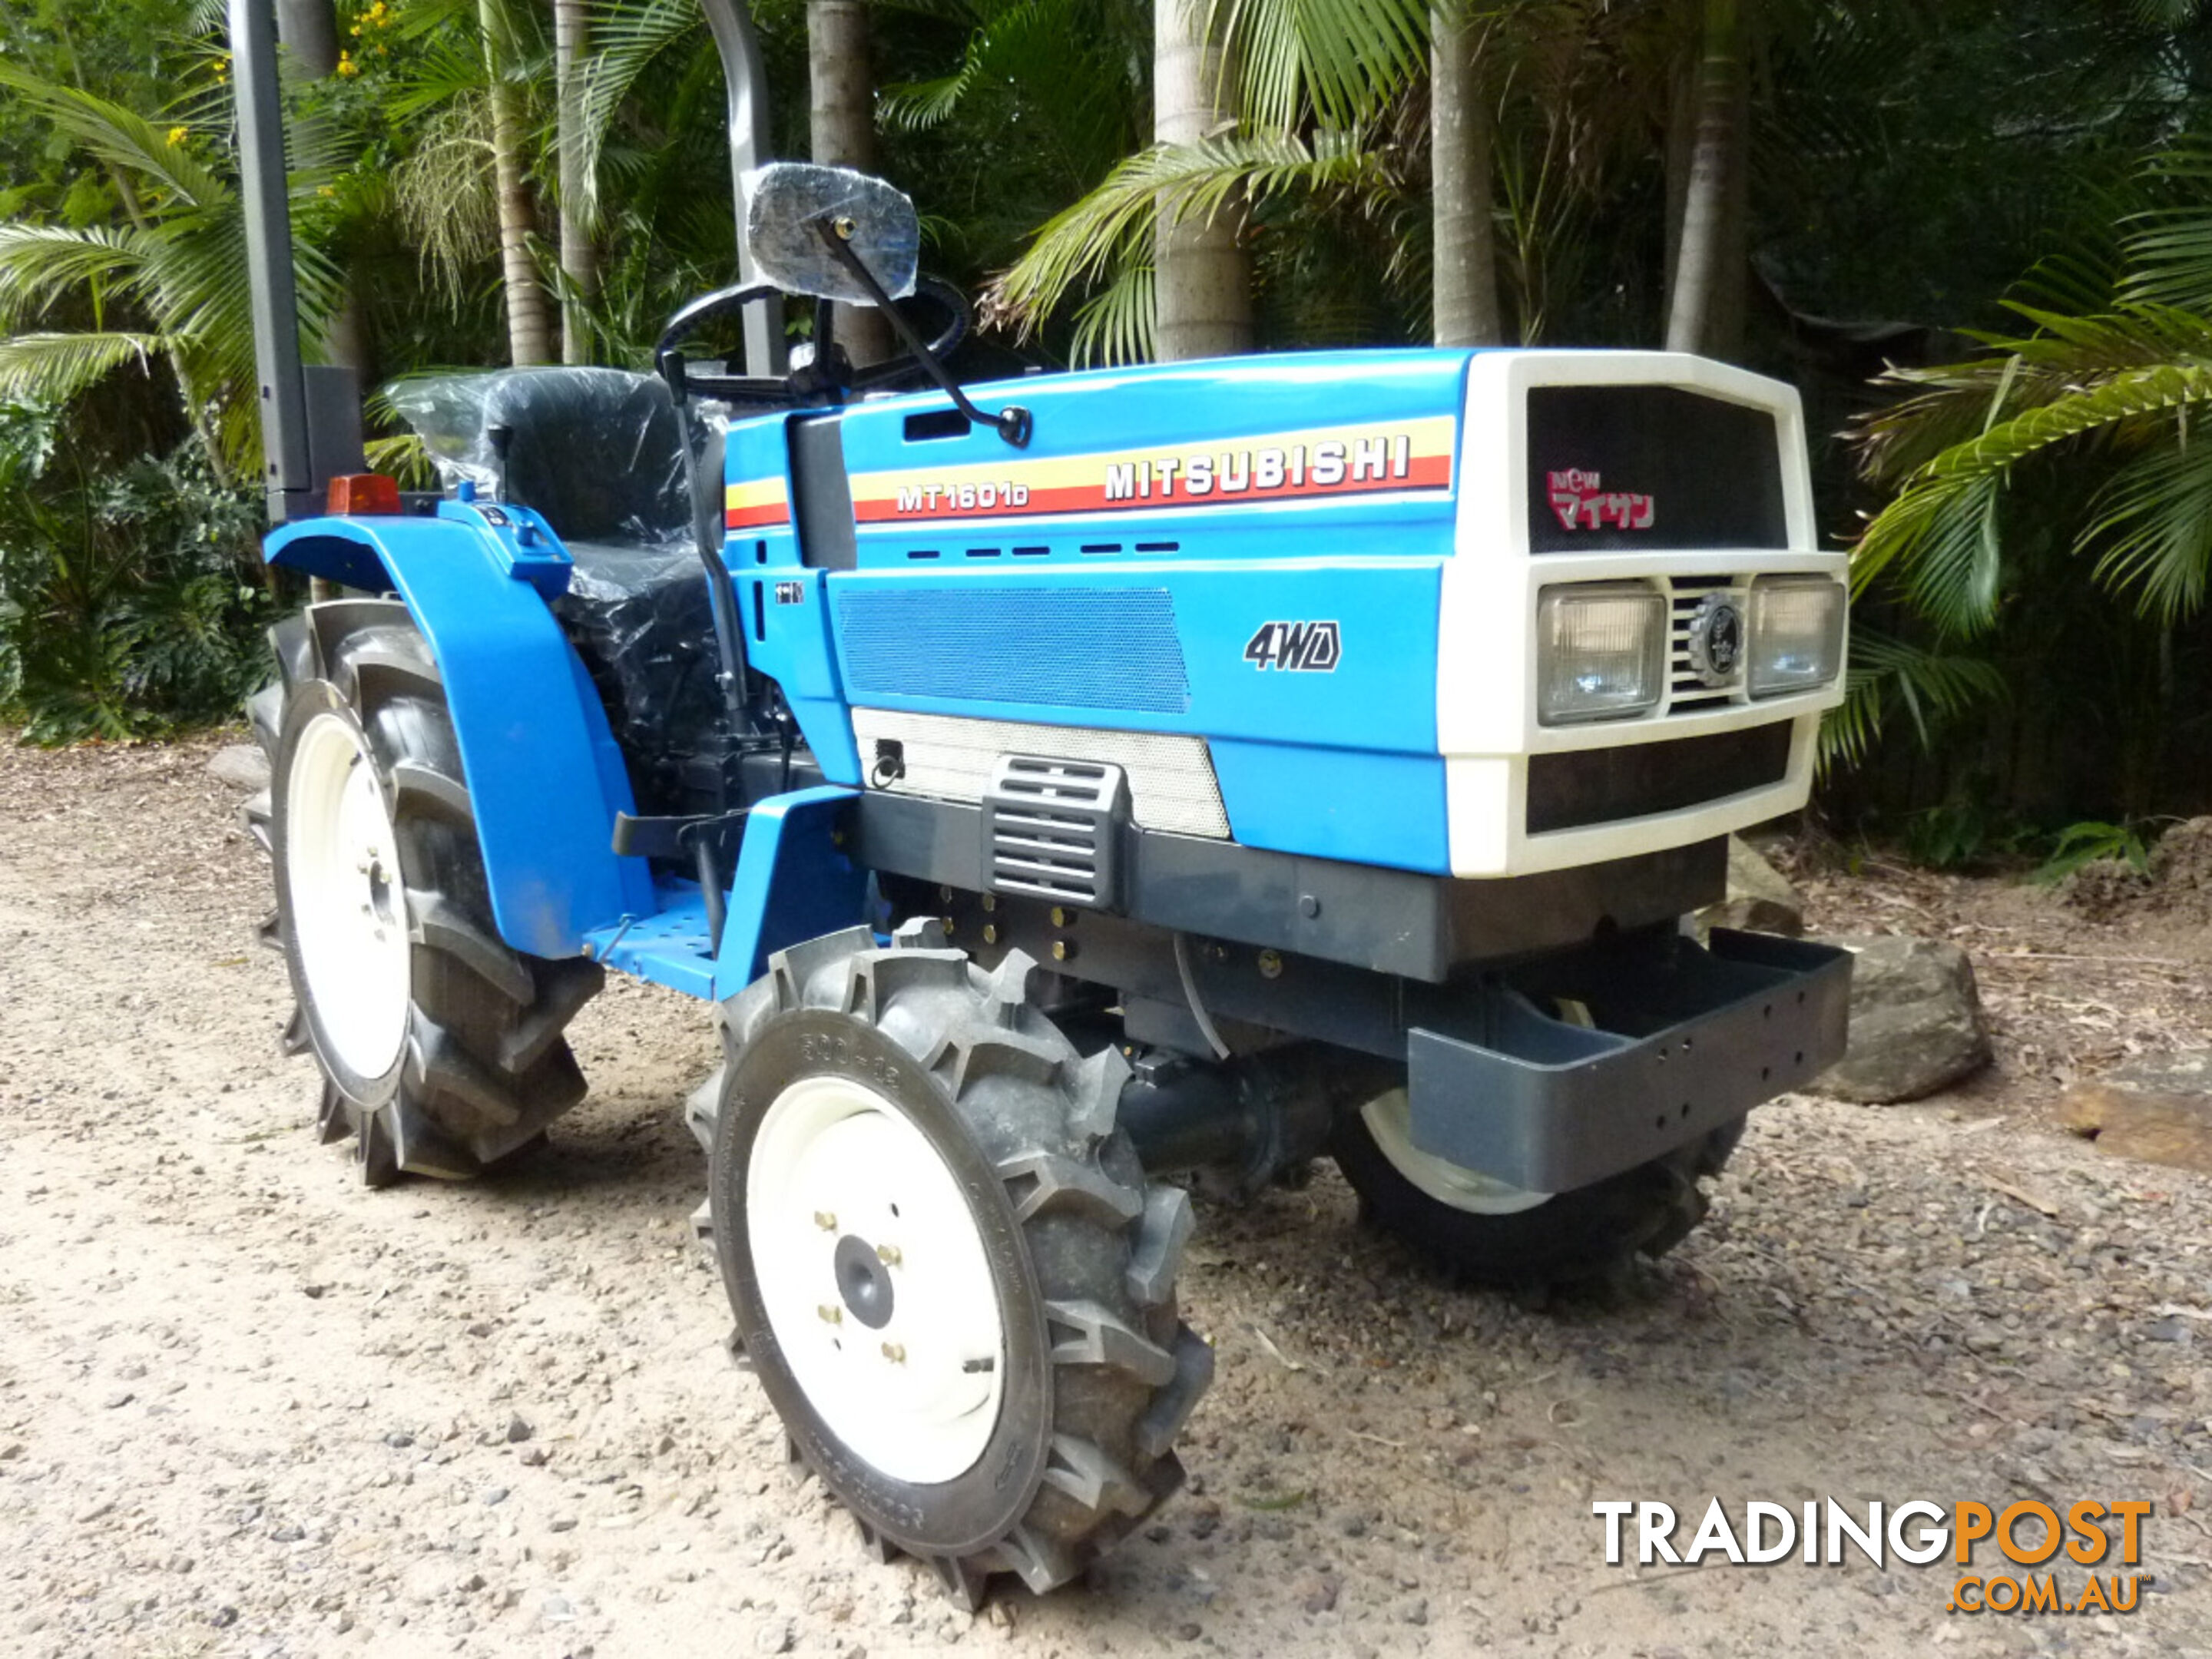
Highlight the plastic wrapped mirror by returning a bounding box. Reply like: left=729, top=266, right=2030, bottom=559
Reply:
left=742, top=163, right=919, bottom=304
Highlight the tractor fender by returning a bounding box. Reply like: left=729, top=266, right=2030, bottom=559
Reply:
left=266, top=507, right=655, bottom=958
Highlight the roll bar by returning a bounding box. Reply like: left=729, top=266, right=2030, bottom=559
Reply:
left=233, top=0, right=785, bottom=522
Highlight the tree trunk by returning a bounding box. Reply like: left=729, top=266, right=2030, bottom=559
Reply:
left=275, top=0, right=342, bottom=77
left=482, top=0, right=554, bottom=366
left=1663, top=0, right=1739, bottom=356
left=1429, top=4, right=1502, bottom=347
left=554, top=0, right=598, bottom=365
left=808, top=0, right=893, bottom=368
left=1152, top=0, right=1252, bottom=361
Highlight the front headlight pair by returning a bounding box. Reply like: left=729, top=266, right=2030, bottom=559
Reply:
left=1536, top=575, right=1843, bottom=726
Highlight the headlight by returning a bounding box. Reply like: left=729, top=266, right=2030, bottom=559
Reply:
left=1748, top=575, right=1845, bottom=697
left=1537, top=583, right=1664, bottom=724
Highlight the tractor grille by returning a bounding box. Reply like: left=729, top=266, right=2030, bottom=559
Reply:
left=1667, top=578, right=1746, bottom=714
left=983, top=757, right=1125, bottom=907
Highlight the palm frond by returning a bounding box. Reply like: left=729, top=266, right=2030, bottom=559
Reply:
left=0, top=65, right=231, bottom=210
left=2081, top=430, right=2212, bottom=620
left=0, top=332, right=170, bottom=405
left=1820, top=629, right=2007, bottom=773
left=987, top=129, right=1392, bottom=339
left=578, top=0, right=707, bottom=217
left=1068, top=260, right=1154, bottom=366
left=0, top=226, right=147, bottom=329
left=1208, top=0, right=1432, bottom=131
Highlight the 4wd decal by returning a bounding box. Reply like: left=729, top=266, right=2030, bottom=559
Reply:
left=1546, top=468, right=1654, bottom=532
left=850, top=416, right=1455, bottom=525
left=1244, top=621, right=1341, bottom=673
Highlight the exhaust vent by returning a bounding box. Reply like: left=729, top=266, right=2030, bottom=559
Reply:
left=982, top=757, right=1128, bottom=909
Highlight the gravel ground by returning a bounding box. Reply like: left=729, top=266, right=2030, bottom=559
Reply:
left=2, top=731, right=2210, bottom=1659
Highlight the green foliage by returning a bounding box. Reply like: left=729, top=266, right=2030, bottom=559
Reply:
left=2033, top=819, right=2155, bottom=884
left=0, top=397, right=270, bottom=743
left=1901, top=796, right=2010, bottom=872
left=1818, top=628, right=2007, bottom=773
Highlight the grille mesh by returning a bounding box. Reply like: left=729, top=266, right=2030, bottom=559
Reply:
left=835, top=586, right=1190, bottom=714
left=1665, top=578, right=1746, bottom=714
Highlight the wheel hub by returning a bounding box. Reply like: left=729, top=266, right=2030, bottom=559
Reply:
left=285, top=712, right=411, bottom=1081
left=747, top=1074, right=1006, bottom=1486
left=833, top=1233, right=896, bottom=1330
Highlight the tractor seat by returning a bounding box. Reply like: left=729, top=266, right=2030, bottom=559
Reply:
left=390, top=369, right=725, bottom=814
left=389, top=366, right=695, bottom=544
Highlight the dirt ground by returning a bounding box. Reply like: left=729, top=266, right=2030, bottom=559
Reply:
left=3, top=731, right=2211, bottom=1659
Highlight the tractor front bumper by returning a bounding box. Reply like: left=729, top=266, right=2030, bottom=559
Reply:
left=1404, top=929, right=1853, bottom=1192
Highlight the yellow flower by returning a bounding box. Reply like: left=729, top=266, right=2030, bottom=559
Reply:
left=336, top=50, right=359, bottom=76
left=349, top=22, right=362, bottom=35
left=318, top=184, right=337, bottom=198
left=166, top=125, right=188, bottom=147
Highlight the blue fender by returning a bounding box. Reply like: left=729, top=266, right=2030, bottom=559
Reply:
left=266, top=504, right=655, bottom=958
left=713, top=785, right=870, bottom=990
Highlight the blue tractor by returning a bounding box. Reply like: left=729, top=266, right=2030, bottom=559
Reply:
left=230, top=0, right=1852, bottom=1608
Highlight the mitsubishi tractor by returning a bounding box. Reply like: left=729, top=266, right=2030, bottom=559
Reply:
left=226, top=0, right=1852, bottom=1608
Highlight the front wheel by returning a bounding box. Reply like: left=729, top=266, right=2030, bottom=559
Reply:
left=697, top=924, right=1214, bottom=1608
left=1332, top=1088, right=1744, bottom=1286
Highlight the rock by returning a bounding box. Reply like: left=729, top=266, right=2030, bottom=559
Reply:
left=1693, top=836, right=1806, bottom=939
left=504, top=1416, right=533, bottom=1444
left=1811, top=935, right=1992, bottom=1104
left=205, top=745, right=270, bottom=792
left=2058, top=1067, right=2212, bottom=1177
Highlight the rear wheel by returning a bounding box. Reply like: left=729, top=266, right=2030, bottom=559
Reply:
left=1333, top=1087, right=1744, bottom=1286
left=696, top=923, right=1214, bottom=1608
left=254, top=599, right=604, bottom=1182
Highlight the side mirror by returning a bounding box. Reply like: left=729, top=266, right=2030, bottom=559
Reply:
left=742, top=163, right=919, bottom=304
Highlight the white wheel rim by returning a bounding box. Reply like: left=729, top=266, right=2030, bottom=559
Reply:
left=285, top=712, right=411, bottom=1080
left=747, top=1075, right=1006, bottom=1485
left=1360, top=1089, right=1555, bottom=1216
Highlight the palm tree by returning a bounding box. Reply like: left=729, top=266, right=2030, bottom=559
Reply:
left=1153, top=0, right=1253, bottom=359
left=1429, top=0, right=1500, bottom=346
left=0, top=65, right=344, bottom=476
left=480, top=0, right=555, bottom=364
left=1662, top=0, right=1743, bottom=355
left=809, top=0, right=896, bottom=366
left=555, top=0, right=600, bottom=363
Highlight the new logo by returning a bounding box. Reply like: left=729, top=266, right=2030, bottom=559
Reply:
left=1547, top=468, right=1655, bottom=531
left=1244, top=621, right=1341, bottom=672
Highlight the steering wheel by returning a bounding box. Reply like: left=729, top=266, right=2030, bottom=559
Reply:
left=654, top=276, right=972, bottom=405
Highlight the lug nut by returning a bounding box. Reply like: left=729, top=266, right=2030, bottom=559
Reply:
left=982, top=924, right=998, bottom=945
left=1258, top=949, right=1284, bottom=979
left=1050, top=906, right=1070, bottom=927
left=1051, top=939, right=1075, bottom=962
left=817, top=1304, right=843, bottom=1325
left=980, top=894, right=996, bottom=913
left=876, top=1243, right=902, bottom=1267
left=813, top=1210, right=837, bottom=1231
left=880, top=1342, right=906, bottom=1363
